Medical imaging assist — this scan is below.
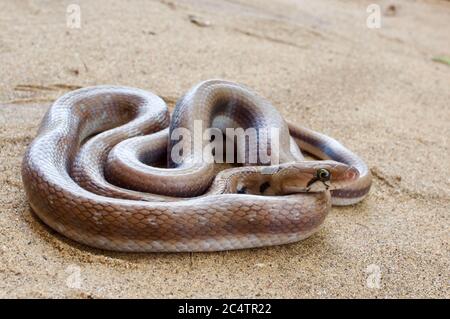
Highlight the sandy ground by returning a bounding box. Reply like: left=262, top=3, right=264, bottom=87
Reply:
left=0, top=0, right=449, bottom=298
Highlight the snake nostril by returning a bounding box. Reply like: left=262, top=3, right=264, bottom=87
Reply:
left=346, top=169, right=358, bottom=180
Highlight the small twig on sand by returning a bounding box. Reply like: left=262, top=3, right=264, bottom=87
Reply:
left=188, top=15, right=211, bottom=27
left=1, top=97, right=55, bottom=104
left=14, top=84, right=83, bottom=92
left=432, top=56, right=450, bottom=67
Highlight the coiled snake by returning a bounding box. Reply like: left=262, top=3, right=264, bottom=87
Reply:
left=21, top=80, right=371, bottom=252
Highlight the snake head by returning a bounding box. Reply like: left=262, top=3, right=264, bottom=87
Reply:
left=228, top=160, right=359, bottom=195
left=274, top=160, right=359, bottom=194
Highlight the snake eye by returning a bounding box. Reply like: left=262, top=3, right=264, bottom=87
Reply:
left=317, top=168, right=330, bottom=181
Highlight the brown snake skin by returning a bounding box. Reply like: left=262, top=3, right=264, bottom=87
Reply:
left=21, top=80, right=371, bottom=252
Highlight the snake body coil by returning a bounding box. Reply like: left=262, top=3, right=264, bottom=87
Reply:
left=21, top=80, right=371, bottom=252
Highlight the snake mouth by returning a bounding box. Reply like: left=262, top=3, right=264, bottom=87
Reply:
left=282, top=183, right=327, bottom=194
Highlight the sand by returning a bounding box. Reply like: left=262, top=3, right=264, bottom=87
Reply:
left=0, top=0, right=449, bottom=298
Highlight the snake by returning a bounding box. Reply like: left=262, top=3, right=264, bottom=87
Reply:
left=21, top=80, right=371, bottom=252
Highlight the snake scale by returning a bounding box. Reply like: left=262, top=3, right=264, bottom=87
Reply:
left=21, top=80, right=371, bottom=252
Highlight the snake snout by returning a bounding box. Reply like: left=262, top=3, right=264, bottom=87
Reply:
left=326, top=164, right=360, bottom=191
left=345, top=166, right=360, bottom=181
left=335, top=165, right=359, bottom=185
